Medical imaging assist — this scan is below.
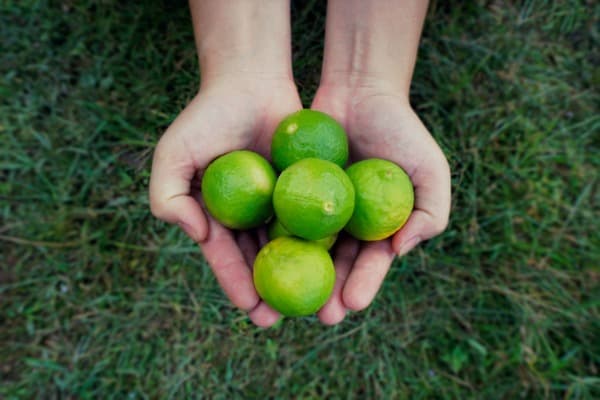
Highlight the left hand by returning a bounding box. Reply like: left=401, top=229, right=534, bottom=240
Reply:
left=311, top=83, right=451, bottom=325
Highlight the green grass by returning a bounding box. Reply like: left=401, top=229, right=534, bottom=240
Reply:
left=1, top=0, right=598, bottom=398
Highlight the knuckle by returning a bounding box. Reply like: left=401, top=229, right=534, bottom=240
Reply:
left=149, top=198, right=169, bottom=220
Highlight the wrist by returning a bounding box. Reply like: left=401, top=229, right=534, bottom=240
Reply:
left=190, top=0, right=293, bottom=84
left=197, top=71, right=297, bottom=97
left=316, top=80, right=411, bottom=107
left=320, top=0, right=428, bottom=96
left=319, top=72, right=410, bottom=98
left=198, top=41, right=293, bottom=84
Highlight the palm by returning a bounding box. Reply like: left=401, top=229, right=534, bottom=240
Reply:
left=348, top=97, right=443, bottom=176
left=167, top=79, right=301, bottom=168
left=312, top=86, right=451, bottom=325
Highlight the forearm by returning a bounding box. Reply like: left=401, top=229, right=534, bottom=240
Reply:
left=189, top=0, right=293, bottom=83
left=320, top=0, right=429, bottom=96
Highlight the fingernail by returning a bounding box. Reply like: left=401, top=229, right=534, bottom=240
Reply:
left=398, top=236, right=421, bottom=256
left=177, top=221, right=199, bottom=242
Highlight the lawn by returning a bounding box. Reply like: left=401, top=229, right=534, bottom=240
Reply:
left=1, top=0, right=598, bottom=398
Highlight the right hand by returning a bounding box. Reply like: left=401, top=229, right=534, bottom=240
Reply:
left=149, top=75, right=302, bottom=327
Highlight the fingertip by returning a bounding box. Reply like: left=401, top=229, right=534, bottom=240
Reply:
left=185, top=200, right=209, bottom=242
left=342, top=291, right=371, bottom=312
left=248, top=302, right=281, bottom=328
left=178, top=216, right=208, bottom=243
left=318, top=301, right=347, bottom=325
left=393, top=234, right=421, bottom=257
left=150, top=193, right=208, bottom=242
left=196, top=216, right=209, bottom=242
left=392, top=208, right=449, bottom=255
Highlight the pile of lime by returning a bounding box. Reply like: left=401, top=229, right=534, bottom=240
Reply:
left=201, top=109, right=414, bottom=317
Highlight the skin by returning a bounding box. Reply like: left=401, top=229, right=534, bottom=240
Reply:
left=149, top=0, right=451, bottom=327
left=314, top=0, right=450, bottom=325
left=149, top=0, right=298, bottom=327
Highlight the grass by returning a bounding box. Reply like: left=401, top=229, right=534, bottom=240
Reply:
left=1, top=0, right=598, bottom=398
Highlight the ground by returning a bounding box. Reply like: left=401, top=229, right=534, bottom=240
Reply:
left=1, top=0, right=598, bottom=398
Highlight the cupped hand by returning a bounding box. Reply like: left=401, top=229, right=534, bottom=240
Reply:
left=311, top=84, right=451, bottom=325
left=149, top=76, right=302, bottom=327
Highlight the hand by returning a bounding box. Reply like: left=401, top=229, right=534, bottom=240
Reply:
left=149, top=76, right=302, bottom=327
left=311, top=84, right=451, bottom=324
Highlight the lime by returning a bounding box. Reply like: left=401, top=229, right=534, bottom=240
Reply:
left=201, top=150, right=276, bottom=229
left=344, top=158, right=414, bottom=241
left=273, top=158, right=355, bottom=240
left=267, top=218, right=338, bottom=250
left=271, top=109, right=349, bottom=171
left=253, top=237, right=335, bottom=317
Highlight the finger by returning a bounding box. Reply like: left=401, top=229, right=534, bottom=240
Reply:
left=342, top=239, right=395, bottom=311
left=248, top=301, right=281, bottom=328
left=200, top=215, right=260, bottom=311
left=256, top=226, right=270, bottom=248
left=317, top=236, right=359, bottom=325
left=392, top=159, right=451, bottom=256
left=149, top=137, right=208, bottom=242
left=236, top=231, right=258, bottom=267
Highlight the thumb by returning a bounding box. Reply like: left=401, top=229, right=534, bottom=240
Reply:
left=392, top=161, right=451, bottom=256
left=149, top=136, right=208, bottom=242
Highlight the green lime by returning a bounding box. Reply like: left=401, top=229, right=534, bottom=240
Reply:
left=273, top=158, right=355, bottom=240
left=253, top=237, right=335, bottom=317
left=344, top=158, right=414, bottom=241
left=201, top=150, right=276, bottom=229
left=267, top=218, right=338, bottom=250
left=271, top=109, right=349, bottom=171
